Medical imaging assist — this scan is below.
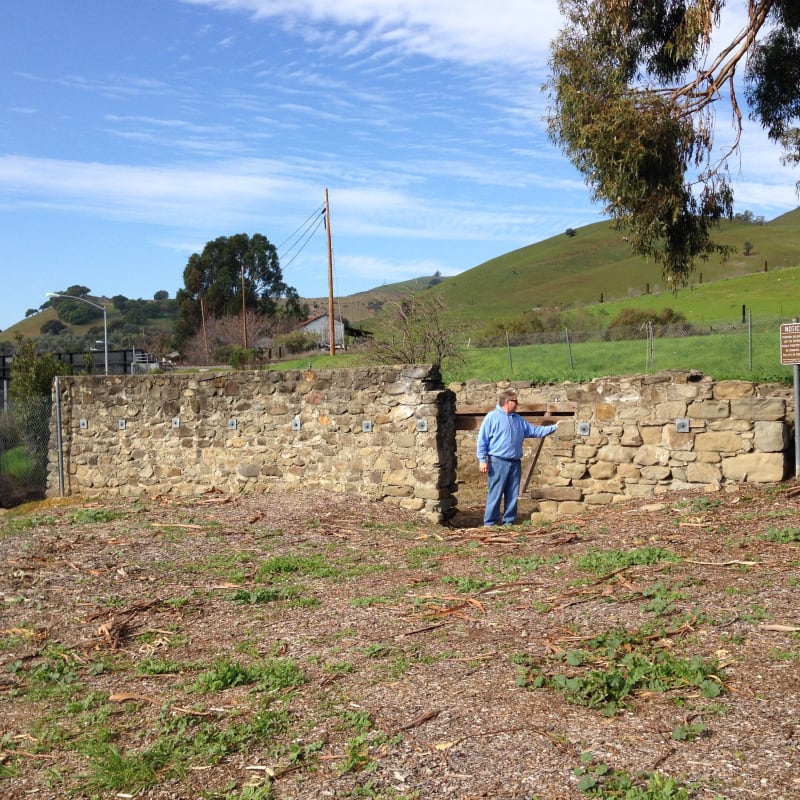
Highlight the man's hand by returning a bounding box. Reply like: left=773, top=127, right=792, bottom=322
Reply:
left=479, top=461, right=488, bottom=474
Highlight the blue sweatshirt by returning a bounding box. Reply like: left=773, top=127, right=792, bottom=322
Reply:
left=476, top=405, right=557, bottom=462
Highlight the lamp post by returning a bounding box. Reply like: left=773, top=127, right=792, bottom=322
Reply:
left=46, top=292, right=108, bottom=375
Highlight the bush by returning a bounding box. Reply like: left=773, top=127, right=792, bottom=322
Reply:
left=273, top=331, right=320, bottom=355
left=229, top=347, right=261, bottom=369
left=605, top=307, right=692, bottom=341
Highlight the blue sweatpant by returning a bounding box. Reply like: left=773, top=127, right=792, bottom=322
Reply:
left=483, top=456, right=522, bottom=526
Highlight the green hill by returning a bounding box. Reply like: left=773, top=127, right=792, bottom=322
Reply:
left=428, top=208, right=800, bottom=329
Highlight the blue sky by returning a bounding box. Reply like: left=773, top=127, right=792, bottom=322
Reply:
left=1, top=0, right=798, bottom=332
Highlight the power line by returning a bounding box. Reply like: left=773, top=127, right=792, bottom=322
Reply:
left=281, top=212, right=326, bottom=271
left=278, top=206, right=325, bottom=264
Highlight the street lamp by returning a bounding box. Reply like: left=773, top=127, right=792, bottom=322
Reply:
left=46, top=292, right=108, bottom=375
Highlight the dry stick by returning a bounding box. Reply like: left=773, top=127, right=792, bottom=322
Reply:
left=439, top=724, right=574, bottom=757
left=391, top=709, right=441, bottom=735
left=399, top=621, right=451, bottom=637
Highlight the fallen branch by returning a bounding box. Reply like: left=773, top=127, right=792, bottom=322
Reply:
left=758, top=623, right=800, bottom=632
left=109, top=692, right=215, bottom=716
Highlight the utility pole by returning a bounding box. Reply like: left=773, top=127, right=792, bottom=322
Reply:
left=241, top=261, right=248, bottom=350
left=325, top=188, right=335, bottom=356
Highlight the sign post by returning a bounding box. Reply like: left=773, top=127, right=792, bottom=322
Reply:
left=780, top=321, right=800, bottom=478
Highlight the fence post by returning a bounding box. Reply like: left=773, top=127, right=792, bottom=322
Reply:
left=565, top=328, right=574, bottom=371
left=54, top=376, right=64, bottom=497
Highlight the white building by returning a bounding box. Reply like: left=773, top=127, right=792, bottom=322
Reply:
left=298, top=313, right=344, bottom=348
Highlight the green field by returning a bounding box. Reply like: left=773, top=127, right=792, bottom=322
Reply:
left=279, top=320, right=795, bottom=385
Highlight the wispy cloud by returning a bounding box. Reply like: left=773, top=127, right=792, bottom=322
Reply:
left=180, top=0, right=563, bottom=66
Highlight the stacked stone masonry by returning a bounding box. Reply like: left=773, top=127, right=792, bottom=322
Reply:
left=48, top=365, right=457, bottom=523
left=48, top=367, right=794, bottom=522
left=453, top=370, right=793, bottom=518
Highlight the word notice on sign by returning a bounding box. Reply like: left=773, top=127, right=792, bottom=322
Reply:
left=780, top=323, right=800, bottom=365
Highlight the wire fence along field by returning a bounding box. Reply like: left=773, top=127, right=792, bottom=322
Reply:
left=453, top=314, right=797, bottom=383
left=0, top=396, right=51, bottom=508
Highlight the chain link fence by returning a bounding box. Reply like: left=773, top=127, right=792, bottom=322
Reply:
left=0, top=396, right=52, bottom=508
left=470, top=314, right=786, bottom=347
left=462, top=314, right=792, bottom=378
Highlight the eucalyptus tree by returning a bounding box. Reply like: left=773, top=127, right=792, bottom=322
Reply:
left=546, top=0, right=800, bottom=285
left=175, top=233, right=305, bottom=348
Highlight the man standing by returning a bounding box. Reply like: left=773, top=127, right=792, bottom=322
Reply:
left=476, top=389, right=559, bottom=527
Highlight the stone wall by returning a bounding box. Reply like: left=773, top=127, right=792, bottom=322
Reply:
left=49, top=367, right=795, bottom=523
left=48, top=365, right=457, bottom=522
left=452, top=371, right=794, bottom=517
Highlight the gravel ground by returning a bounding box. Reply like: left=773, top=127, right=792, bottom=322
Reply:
left=1, top=481, right=799, bottom=799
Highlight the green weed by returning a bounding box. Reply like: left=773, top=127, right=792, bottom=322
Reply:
left=136, top=658, right=185, bottom=676
left=192, top=657, right=305, bottom=694
left=760, top=525, right=800, bottom=543
left=405, top=544, right=450, bottom=569
left=575, top=752, right=693, bottom=798
left=350, top=595, right=397, bottom=608
left=575, top=547, right=681, bottom=576
left=441, top=575, right=492, bottom=594
left=1, top=514, right=56, bottom=534
left=256, top=553, right=336, bottom=579
left=673, top=497, right=722, bottom=514
left=68, top=508, right=125, bottom=524
left=514, top=628, right=725, bottom=716
left=641, top=583, right=688, bottom=616
left=231, top=586, right=303, bottom=604
left=671, top=720, right=708, bottom=741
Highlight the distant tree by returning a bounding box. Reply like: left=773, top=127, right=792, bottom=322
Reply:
left=40, top=319, right=68, bottom=336
left=366, top=293, right=465, bottom=367
left=25, top=308, right=39, bottom=318
left=64, top=285, right=92, bottom=298
left=175, top=233, right=305, bottom=347
left=123, top=304, right=147, bottom=326
left=111, top=295, right=129, bottom=312
left=547, top=1, right=800, bottom=286
left=153, top=290, right=169, bottom=301
left=743, top=241, right=754, bottom=256
left=565, top=227, right=577, bottom=237
left=48, top=293, right=104, bottom=326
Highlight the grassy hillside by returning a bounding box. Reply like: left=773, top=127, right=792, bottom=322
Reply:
left=428, top=208, right=800, bottom=329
